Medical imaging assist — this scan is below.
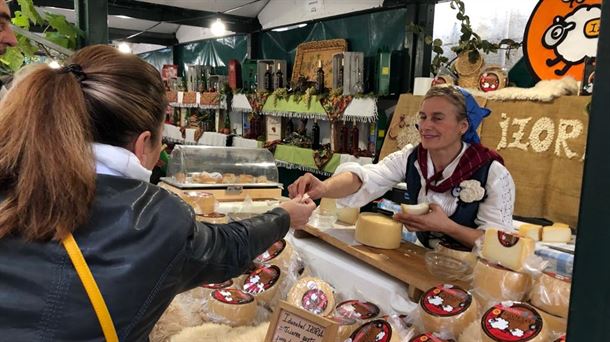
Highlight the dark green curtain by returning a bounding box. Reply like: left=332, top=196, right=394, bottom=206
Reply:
left=173, top=35, right=249, bottom=76
left=138, top=47, right=173, bottom=71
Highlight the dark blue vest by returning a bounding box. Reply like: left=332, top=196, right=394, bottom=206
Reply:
left=404, top=146, right=493, bottom=249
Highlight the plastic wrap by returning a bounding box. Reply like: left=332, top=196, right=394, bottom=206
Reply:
left=416, top=284, right=478, bottom=338
left=458, top=321, right=483, bottom=342
left=528, top=271, right=571, bottom=318
left=409, top=332, right=455, bottom=342
left=334, top=300, right=381, bottom=320
left=241, top=264, right=284, bottom=307
left=286, top=276, right=336, bottom=316
left=347, top=319, right=402, bottom=342
left=434, top=241, right=477, bottom=269
left=480, top=301, right=549, bottom=342
left=471, top=259, right=532, bottom=309
left=204, top=288, right=262, bottom=327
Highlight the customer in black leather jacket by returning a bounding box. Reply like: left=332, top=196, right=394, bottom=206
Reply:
left=0, top=45, right=316, bottom=341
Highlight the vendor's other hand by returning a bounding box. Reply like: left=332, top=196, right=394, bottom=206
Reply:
left=287, top=173, right=327, bottom=200
left=393, top=203, right=455, bottom=233
left=280, top=195, right=316, bottom=229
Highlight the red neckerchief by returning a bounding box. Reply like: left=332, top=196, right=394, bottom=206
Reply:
left=417, top=143, right=504, bottom=193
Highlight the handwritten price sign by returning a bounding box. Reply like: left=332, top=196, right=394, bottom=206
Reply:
left=265, top=301, right=338, bottom=342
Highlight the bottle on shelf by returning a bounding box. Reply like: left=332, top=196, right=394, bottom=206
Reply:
left=337, top=57, right=344, bottom=89
left=249, top=114, right=258, bottom=139
left=264, top=64, right=273, bottom=92
left=286, top=118, right=294, bottom=136
left=350, top=122, right=359, bottom=153
left=316, top=60, right=325, bottom=94
left=340, top=123, right=349, bottom=153
left=312, top=120, right=321, bottom=150
left=274, top=62, right=284, bottom=89
left=251, top=72, right=257, bottom=92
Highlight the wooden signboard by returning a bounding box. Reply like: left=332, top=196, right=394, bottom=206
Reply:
left=265, top=301, right=338, bottom=342
left=291, top=39, right=348, bottom=88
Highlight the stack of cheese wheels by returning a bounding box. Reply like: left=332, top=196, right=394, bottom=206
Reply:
left=287, top=276, right=335, bottom=316
left=335, top=300, right=380, bottom=321
left=242, top=265, right=283, bottom=306
left=348, top=319, right=400, bottom=342
left=418, top=284, right=478, bottom=337
left=435, top=241, right=477, bottom=269
left=481, top=301, right=548, bottom=342
left=337, top=207, right=360, bottom=225
left=355, top=213, right=403, bottom=249
left=194, top=279, right=234, bottom=301
left=254, top=239, right=294, bottom=273
left=410, top=332, right=453, bottom=342
left=482, top=228, right=535, bottom=272
left=329, top=316, right=360, bottom=342
left=529, top=272, right=571, bottom=318
left=472, top=259, right=531, bottom=306
left=208, top=288, right=257, bottom=327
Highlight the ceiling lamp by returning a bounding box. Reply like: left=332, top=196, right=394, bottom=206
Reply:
left=210, top=18, right=226, bottom=36
left=117, top=42, right=132, bottom=54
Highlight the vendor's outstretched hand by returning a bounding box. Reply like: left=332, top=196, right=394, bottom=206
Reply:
left=287, top=172, right=327, bottom=200
left=393, top=203, right=455, bottom=233
left=279, top=195, right=316, bottom=229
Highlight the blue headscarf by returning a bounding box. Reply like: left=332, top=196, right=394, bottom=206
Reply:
left=457, top=87, right=491, bottom=144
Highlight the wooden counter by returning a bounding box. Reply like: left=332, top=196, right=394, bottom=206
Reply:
left=297, top=224, right=470, bottom=301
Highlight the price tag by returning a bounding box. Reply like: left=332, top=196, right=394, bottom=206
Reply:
left=265, top=301, right=337, bottom=342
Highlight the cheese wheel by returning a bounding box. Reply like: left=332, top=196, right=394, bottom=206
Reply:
left=400, top=202, right=430, bottom=215
left=459, top=321, right=483, bottom=342
left=518, top=223, right=542, bottom=241
left=482, top=229, right=535, bottom=272
left=319, top=198, right=338, bottom=215
left=335, top=300, right=380, bottom=320
left=254, top=239, right=294, bottom=272
left=349, top=319, right=400, bottom=342
left=529, top=272, right=571, bottom=318
left=193, top=279, right=234, bottom=301
left=337, top=207, right=360, bottom=225
left=481, top=302, right=548, bottom=342
left=233, top=263, right=258, bottom=288
left=184, top=191, right=216, bottom=215
left=419, top=284, right=478, bottom=337
left=410, top=332, right=453, bottom=342
left=287, top=277, right=335, bottom=316
left=535, top=306, right=567, bottom=335
left=329, top=316, right=360, bottom=342
left=208, top=289, right=257, bottom=327
left=473, top=259, right=531, bottom=303
left=197, top=212, right=228, bottom=224
left=436, top=241, right=477, bottom=268
left=383, top=315, right=416, bottom=341
left=355, top=213, right=402, bottom=249
left=242, top=265, right=283, bottom=306
left=541, top=226, right=571, bottom=243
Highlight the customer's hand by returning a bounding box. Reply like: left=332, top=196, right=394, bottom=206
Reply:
left=279, top=195, right=317, bottom=229
left=287, top=173, right=327, bottom=200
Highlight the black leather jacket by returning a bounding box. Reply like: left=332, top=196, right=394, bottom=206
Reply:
left=0, top=175, right=290, bottom=341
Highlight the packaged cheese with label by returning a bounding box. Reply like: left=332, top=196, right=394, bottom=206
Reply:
left=482, top=228, right=535, bottom=272
left=193, top=279, right=234, bottom=302
left=287, top=276, right=336, bottom=317
left=410, top=332, right=455, bottom=342
left=535, top=306, right=567, bottom=336
left=472, top=259, right=531, bottom=305
left=529, top=271, right=571, bottom=318
left=418, top=284, right=478, bottom=337
left=458, top=321, right=482, bottom=342
left=355, top=213, right=403, bottom=249
left=481, top=301, right=548, bottom=342
left=208, top=289, right=257, bottom=327
left=435, top=240, right=477, bottom=268
left=335, top=300, right=381, bottom=321
left=254, top=239, right=294, bottom=273
left=329, top=316, right=360, bottom=342
left=349, top=319, right=401, bottom=342
left=242, top=265, right=283, bottom=306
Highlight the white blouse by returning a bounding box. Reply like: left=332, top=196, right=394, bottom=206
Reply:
left=335, top=143, right=515, bottom=231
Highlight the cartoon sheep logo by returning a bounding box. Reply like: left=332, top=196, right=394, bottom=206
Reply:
left=542, top=4, right=601, bottom=76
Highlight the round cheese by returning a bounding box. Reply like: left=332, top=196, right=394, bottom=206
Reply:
left=233, top=263, right=258, bottom=288
left=419, top=284, right=478, bottom=337
left=535, top=306, right=567, bottom=335
left=287, top=277, right=335, bottom=317
left=400, top=202, right=430, bottom=215
left=459, top=321, right=482, bottom=342
left=193, top=279, right=234, bottom=301
left=254, top=239, right=294, bottom=273
left=197, top=212, right=228, bottom=224
left=337, top=207, right=360, bottom=225
left=472, top=259, right=531, bottom=304
left=329, top=316, right=359, bottom=342
left=436, top=241, right=477, bottom=268
left=335, top=300, right=380, bottom=320
left=355, top=213, right=402, bottom=249
left=529, top=271, right=571, bottom=318
left=410, top=332, right=453, bottom=342
left=383, top=315, right=416, bottom=341
left=481, top=302, right=548, bottom=342
left=184, top=191, right=216, bottom=215
left=208, top=289, right=257, bottom=327
left=242, top=265, right=283, bottom=306
left=349, top=319, right=400, bottom=342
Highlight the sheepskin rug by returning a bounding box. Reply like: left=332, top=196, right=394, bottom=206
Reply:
left=466, top=77, right=579, bottom=102
left=170, top=322, right=270, bottom=342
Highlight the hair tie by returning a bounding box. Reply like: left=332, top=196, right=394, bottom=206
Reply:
left=59, top=64, right=87, bottom=83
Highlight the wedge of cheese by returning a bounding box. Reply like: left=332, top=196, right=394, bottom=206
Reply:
left=355, top=213, right=402, bottom=249
left=482, top=228, right=535, bottom=272
left=336, top=207, right=360, bottom=225
left=541, top=226, right=571, bottom=243
left=518, top=223, right=542, bottom=241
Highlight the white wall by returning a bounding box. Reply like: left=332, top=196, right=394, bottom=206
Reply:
left=258, top=0, right=384, bottom=30
left=176, top=25, right=237, bottom=44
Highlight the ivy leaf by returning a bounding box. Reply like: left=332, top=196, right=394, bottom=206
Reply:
left=0, top=47, right=25, bottom=72
left=43, top=31, right=71, bottom=49
left=17, top=0, right=43, bottom=25
left=12, top=11, right=30, bottom=29
left=17, top=35, right=37, bottom=58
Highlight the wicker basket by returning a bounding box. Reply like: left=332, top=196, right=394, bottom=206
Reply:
left=455, top=51, right=485, bottom=90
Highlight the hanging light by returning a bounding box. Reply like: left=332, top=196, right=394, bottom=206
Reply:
left=210, top=18, right=226, bottom=36
left=48, top=60, right=61, bottom=69
left=117, top=42, right=132, bottom=54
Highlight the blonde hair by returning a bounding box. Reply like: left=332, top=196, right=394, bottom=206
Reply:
left=423, top=85, right=467, bottom=121
left=0, top=45, right=167, bottom=241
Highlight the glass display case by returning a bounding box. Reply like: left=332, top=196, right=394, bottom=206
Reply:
left=163, top=146, right=280, bottom=189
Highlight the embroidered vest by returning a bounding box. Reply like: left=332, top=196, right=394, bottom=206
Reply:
left=404, top=146, right=493, bottom=249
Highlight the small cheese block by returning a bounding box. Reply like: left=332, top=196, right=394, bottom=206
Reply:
left=529, top=271, right=571, bottom=318
left=400, top=202, right=430, bottom=215
left=419, top=284, right=478, bottom=337
left=287, top=276, right=335, bottom=316
left=436, top=241, right=477, bottom=268
left=337, top=207, right=360, bottom=225
left=355, top=213, right=402, bottom=249
left=242, top=265, right=283, bottom=306
left=541, top=226, right=571, bottom=243
left=329, top=316, right=360, bottom=342
left=335, top=300, right=380, bottom=320
left=458, top=321, right=483, bottom=342
left=349, top=319, right=400, bottom=342
left=535, top=306, right=567, bottom=335
left=518, top=223, right=542, bottom=241
left=481, top=302, right=548, bottom=342
left=254, top=239, right=294, bottom=272
left=208, top=289, right=257, bottom=327
left=319, top=198, right=337, bottom=216
left=482, top=228, right=535, bottom=272
left=552, top=222, right=570, bottom=228
left=410, top=332, right=453, bottom=342
left=472, top=259, right=531, bottom=303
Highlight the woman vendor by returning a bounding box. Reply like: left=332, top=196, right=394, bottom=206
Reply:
left=288, top=86, right=515, bottom=248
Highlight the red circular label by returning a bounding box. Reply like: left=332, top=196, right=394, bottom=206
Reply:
left=301, top=289, right=329, bottom=315
left=243, top=265, right=281, bottom=295
left=409, top=333, right=454, bottom=342
left=420, top=284, right=472, bottom=317
left=336, top=300, right=380, bottom=320
left=498, top=231, right=520, bottom=248
left=482, top=302, right=543, bottom=341
left=211, top=289, right=254, bottom=305
left=255, top=239, right=286, bottom=263
left=349, top=320, right=392, bottom=342
left=200, top=279, right=233, bottom=289
left=543, top=271, right=572, bottom=283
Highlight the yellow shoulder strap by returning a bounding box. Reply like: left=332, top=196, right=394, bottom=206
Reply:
left=62, top=233, right=119, bottom=342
